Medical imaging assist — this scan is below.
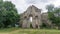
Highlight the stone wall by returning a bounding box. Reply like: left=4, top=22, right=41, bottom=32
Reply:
left=20, top=5, right=51, bottom=28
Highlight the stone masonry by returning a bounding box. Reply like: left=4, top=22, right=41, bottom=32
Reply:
left=20, top=5, right=51, bottom=28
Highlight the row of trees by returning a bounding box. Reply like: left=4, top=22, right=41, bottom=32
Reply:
left=0, top=0, right=20, bottom=28
left=46, top=4, right=60, bottom=28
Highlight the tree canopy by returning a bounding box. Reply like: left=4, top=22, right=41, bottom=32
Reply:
left=0, top=0, right=20, bottom=28
left=46, top=4, right=60, bottom=27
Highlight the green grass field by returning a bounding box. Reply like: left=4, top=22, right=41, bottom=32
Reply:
left=0, top=28, right=60, bottom=34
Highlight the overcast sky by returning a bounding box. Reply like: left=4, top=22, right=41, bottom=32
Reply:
left=4, top=0, right=60, bottom=14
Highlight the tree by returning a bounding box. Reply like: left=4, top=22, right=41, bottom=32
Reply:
left=53, top=8, right=60, bottom=25
left=46, top=4, right=60, bottom=29
left=0, top=0, right=20, bottom=28
left=46, top=4, right=54, bottom=12
left=46, top=4, right=55, bottom=23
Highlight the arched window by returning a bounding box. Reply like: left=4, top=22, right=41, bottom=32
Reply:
left=35, top=16, right=38, bottom=18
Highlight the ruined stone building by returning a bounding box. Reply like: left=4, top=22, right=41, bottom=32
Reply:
left=20, top=5, right=51, bottom=28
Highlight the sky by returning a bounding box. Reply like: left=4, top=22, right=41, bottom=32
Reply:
left=3, top=0, right=60, bottom=14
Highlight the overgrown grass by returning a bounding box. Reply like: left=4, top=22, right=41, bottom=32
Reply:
left=0, top=28, right=60, bottom=34
left=0, top=27, right=19, bottom=33
left=14, top=29, right=60, bottom=34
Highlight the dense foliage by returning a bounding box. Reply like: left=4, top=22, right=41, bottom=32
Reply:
left=0, top=0, right=20, bottom=28
left=46, top=4, right=60, bottom=27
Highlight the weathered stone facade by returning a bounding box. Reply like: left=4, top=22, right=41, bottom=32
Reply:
left=20, top=5, right=51, bottom=28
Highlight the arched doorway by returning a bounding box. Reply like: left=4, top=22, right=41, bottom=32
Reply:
left=30, top=23, right=33, bottom=28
